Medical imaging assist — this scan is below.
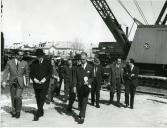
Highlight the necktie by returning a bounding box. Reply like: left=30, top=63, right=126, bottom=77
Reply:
left=82, top=64, right=84, bottom=69
left=16, top=61, right=19, bottom=70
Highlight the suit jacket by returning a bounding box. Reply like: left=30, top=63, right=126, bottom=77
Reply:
left=76, top=62, right=93, bottom=90
left=63, top=65, right=77, bottom=88
left=2, top=58, right=29, bottom=88
left=124, top=65, right=139, bottom=87
left=93, top=65, right=103, bottom=87
left=30, top=58, right=52, bottom=89
left=109, top=62, right=124, bottom=86
left=49, top=65, right=59, bottom=85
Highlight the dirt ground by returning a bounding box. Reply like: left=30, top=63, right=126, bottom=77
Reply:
left=1, top=85, right=167, bottom=127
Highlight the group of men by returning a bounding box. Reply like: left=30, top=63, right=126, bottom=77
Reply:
left=1, top=48, right=139, bottom=124
left=109, top=58, right=139, bottom=109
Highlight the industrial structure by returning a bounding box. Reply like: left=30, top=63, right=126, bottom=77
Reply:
left=91, top=0, right=167, bottom=89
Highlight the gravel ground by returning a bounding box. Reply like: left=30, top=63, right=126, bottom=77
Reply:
left=1, top=84, right=167, bottom=127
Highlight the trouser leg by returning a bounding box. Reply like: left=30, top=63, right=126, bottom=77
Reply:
left=34, top=89, right=45, bottom=115
left=51, top=81, right=57, bottom=101
left=15, top=88, right=23, bottom=113
left=56, top=78, right=63, bottom=95
left=34, top=89, right=40, bottom=110
left=116, top=79, right=121, bottom=103
left=68, top=88, right=76, bottom=110
left=39, top=89, right=47, bottom=114
left=47, top=85, right=51, bottom=101
left=77, top=93, right=82, bottom=110
left=110, top=84, right=115, bottom=102
left=79, top=96, right=89, bottom=118
left=79, top=87, right=90, bottom=118
left=125, top=82, right=130, bottom=105
left=10, top=85, right=17, bottom=114
left=64, top=82, right=69, bottom=101
left=91, top=82, right=96, bottom=104
left=96, top=86, right=100, bottom=106
left=130, top=86, right=136, bottom=108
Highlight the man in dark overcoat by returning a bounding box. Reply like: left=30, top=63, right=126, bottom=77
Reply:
left=30, top=49, right=52, bottom=121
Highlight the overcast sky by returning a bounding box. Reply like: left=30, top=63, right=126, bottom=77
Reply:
left=2, top=0, right=166, bottom=49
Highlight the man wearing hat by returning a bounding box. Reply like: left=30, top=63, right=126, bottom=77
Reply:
left=30, top=49, right=52, bottom=121
left=2, top=50, right=29, bottom=118
left=91, top=57, right=103, bottom=108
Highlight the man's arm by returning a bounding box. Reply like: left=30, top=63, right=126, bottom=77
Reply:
left=108, top=65, right=113, bottom=84
left=1, top=61, right=10, bottom=88
left=29, top=62, right=35, bottom=82
left=131, top=66, right=139, bottom=79
left=87, top=65, right=94, bottom=86
left=2, top=61, right=10, bottom=83
left=72, top=67, right=77, bottom=93
left=44, top=61, right=52, bottom=81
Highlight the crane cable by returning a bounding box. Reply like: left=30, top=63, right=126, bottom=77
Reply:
left=118, top=0, right=141, bottom=37
left=128, top=20, right=135, bottom=38
left=118, top=0, right=134, bottom=20
left=133, top=0, right=149, bottom=25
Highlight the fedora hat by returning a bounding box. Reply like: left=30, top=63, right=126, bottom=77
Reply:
left=93, top=57, right=100, bottom=65
left=35, top=49, right=45, bottom=57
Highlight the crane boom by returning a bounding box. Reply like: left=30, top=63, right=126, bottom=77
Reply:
left=155, top=0, right=167, bottom=25
left=90, top=0, right=130, bottom=57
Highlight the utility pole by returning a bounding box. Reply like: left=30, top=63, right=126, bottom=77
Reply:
left=1, top=0, right=5, bottom=70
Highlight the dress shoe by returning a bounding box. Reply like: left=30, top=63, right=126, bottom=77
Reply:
left=91, top=102, right=95, bottom=106
left=125, top=104, right=128, bottom=108
left=107, top=100, right=113, bottom=105
left=15, top=112, right=20, bottom=118
left=116, top=102, right=121, bottom=108
left=33, top=115, right=39, bottom=121
left=45, top=100, right=50, bottom=104
left=12, top=113, right=16, bottom=118
left=51, top=99, right=54, bottom=102
left=66, top=108, right=72, bottom=113
left=130, top=106, right=134, bottom=109
left=96, top=105, right=100, bottom=108
left=78, top=117, right=84, bottom=124
left=38, top=111, right=44, bottom=117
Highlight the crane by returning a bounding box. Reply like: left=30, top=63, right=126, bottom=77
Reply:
left=90, top=0, right=131, bottom=57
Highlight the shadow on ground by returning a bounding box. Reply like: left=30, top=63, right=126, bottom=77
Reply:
left=53, top=101, right=79, bottom=123
left=147, top=99, right=167, bottom=104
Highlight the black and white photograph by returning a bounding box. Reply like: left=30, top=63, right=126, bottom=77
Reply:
left=1, top=0, right=167, bottom=127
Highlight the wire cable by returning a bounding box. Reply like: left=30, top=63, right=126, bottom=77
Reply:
left=133, top=0, right=149, bottom=25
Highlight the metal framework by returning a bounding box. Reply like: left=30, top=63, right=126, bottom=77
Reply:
left=90, top=0, right=130, bottom=56
left=155, top=0, right=167, bottom=25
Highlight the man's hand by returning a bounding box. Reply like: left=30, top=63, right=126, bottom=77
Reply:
left=34, top=78, right=40, bottom=84
left=84, top=76, right=88, bottom=85
left=25, top=82, right=29, bottom=87
left=2, top=82, right=6, bottom=88
left=88, top=84, right=91, bottom=89
left=131, top=74, right=135, bottom=77
left=73, top=87, right=77, bottom=93
left=40, top=78, right=46, bottom=84
left=57, top=77, right=60, bottom=82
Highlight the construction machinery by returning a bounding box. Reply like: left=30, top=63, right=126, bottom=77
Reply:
left=91, top=0, right=167, bottom=90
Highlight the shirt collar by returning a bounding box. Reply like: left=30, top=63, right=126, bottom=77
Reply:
left=15, top=58, right=20, bottom=64
left=131, top=65, right=134, bottom=71
left=39, top=58, right=44, bottom=63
